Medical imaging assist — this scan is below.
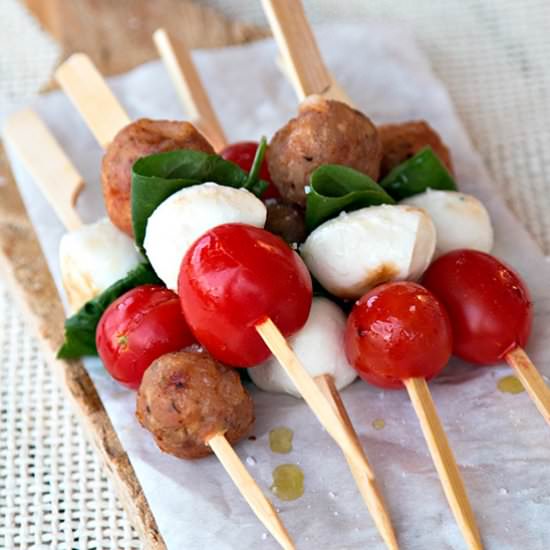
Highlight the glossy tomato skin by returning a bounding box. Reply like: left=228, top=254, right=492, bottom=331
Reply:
left=96, top=285, right=195, bottom=389
left=178, top=223, right=312, bottom=367
left=422, top=249, right=532, bottom=365
left=219, top=141, right=281, bottom=199
left=345, top=282, right=453, bottom=389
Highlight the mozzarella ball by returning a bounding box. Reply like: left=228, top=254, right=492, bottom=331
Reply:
left=301, top=205, right=436, bottom=299
left=401, top=190, right=493, bottom=258
left=249, top=297, right=356, bottom=397
left=144, top=183, right=267, bottom=289
left=59, top=217, right=142, bottom=310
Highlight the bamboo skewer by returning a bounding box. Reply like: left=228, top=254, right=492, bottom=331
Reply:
left=153, top=28, right=227, bottom=151
left=404, top=378, right=483, bottom=549
left=256, top=318, right=369, bottom=472
left=315, top=374, right=398, bottom=550
left=208, top=434, right=295, bottom=550
left=262, top=2, right=400, bottom=547
left=262, top=0, right=353, bottom=105
left=263, top=1, right=484, bottom=547
left=51, top=54, right=297, bottom=549
left=506, top=348, right=550, bottom=425
left=256, top=314, right=399, bottom=550
left=3, top=109, right=84, bottom=231
left=55, top=54, right=131, bottom=149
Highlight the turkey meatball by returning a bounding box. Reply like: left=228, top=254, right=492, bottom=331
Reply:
left=378, top=120, right=453, bottom=179
left=101, top=119, right=214, bottom=236
left=136, top=350, right=254, bottom=459
left=268, top=96, right=382, bottom=206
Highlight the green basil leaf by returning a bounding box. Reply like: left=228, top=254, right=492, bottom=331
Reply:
left=131, top=149, right=269, bottom=248
left=57, top=262, right=162, bottom=359
left=380, top=146, right=457, bottom=200
left=305, top=164, right=395, bottom=230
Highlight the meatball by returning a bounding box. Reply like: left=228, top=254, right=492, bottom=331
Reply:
left=101, top=119, right=214, bottom=236
left=136, top=350, right=254, bottom=459
left=378, top=120, right=453, bottom=179
left=268, top=96, right=382, bottom=206
left=265, top=199, right=307, bottom=244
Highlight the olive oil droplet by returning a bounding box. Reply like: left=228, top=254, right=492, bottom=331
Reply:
left=269, top=427, right=293, bottom=454
left=271, top=464, right=304, bottom=501
left=498, top=375, right=525, bottom=394
left=372, top=418, right=385, bottom=430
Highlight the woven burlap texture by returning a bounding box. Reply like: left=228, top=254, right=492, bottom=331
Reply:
left=1, top=1, right=550, bottom=549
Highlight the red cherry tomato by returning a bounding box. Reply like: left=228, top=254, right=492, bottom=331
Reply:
left=220, top=141, right=281, bottom=199
left=96, top=285, right=195, bottom=388
left=178, top=223, right=312, bottom=367
left=345, top=282, right=453, bottom=389
left=422, top=249, right=532, bottom=365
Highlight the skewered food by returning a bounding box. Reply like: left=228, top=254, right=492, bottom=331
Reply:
left=96, top=285, right=195, bottom=388
left=422, top=249, right=532, bottom=364
left=59, top=217, right=142, bottom=310
left=268, top=96, right=382, bottom=206
left=249, top=297, right=356, bottom=396
left=379, top=120, right=453, bottom=178
left=301, top=204, right=436, bottom=299
left=102, top=118, right=214, bottom=236
left=401, top=190, right=494, bottom=257
left=178, top=223, right=312, bottom=367
left=345, top=281, right=452, bottom=388
left=143, top=183, right=267, bottom=290
left=137, top=350, right=254, bottom=459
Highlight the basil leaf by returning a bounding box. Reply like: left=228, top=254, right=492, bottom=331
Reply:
left=380, top=146, right=457, bottom=200
left=57, top=262, right=162, bottom=359
left=305, top=164, right=395, bottom=230
left=244, top=136, right=268, bottom=195
left=131, top=149, right=269, bottom=248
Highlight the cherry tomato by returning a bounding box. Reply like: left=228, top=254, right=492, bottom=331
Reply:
left=96, top=285, right=195, bottom=388
left=345, top=282, right=453, bottom=389
left=220, top=141, right=281, bottom=199
left=178, top=223, right=312, bottom=367
left=422, top=249, right=532, bottom=365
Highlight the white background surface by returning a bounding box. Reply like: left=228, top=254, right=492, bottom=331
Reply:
left=4, top=23, right=550, bottom=549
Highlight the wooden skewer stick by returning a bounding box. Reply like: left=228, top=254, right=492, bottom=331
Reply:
left=315, top=374, right=399, bottom=550
left=53, top=55, right=295, bottom=547
left=506, top=347, right=550, bottom=425
left=404, top=378, right=483, bottom=550
left=55, top=53, right=131, bottom=149
left=263, top=2, right=398, bottom=545
left=262, top=0, right=353, bottom=105
left=153, top=28, right=227, bottom=152
left=3, top=109, right=83, bottom=231
left=208, top=434, right=295, bottom=550
left=256, top=318, right=371, bottom=477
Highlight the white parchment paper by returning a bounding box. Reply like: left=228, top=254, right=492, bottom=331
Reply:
left=3, top=23, right=550, bottom=550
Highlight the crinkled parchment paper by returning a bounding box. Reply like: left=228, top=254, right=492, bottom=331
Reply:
left=3, top=22, right=550, bottom=550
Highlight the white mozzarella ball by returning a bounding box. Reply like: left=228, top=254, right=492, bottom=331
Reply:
left=300, top=205, right=436, bottom=299
left=144, top=183, right=267, bottom=290
left=401, top=190, right=493, bottom=258
left=59, top=217, right=142, bottom=310
left=249, top=297, right=356, bottom=397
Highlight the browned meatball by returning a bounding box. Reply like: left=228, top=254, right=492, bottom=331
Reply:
left=101, top=119, right=214, bottom=236
left=378, top=120, right=453, bottom=179
left=265, top=199, right=307, bottom=244
left=268, top=96, right=382, bottom=206
left=136, top=350, right=254, bottom=459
